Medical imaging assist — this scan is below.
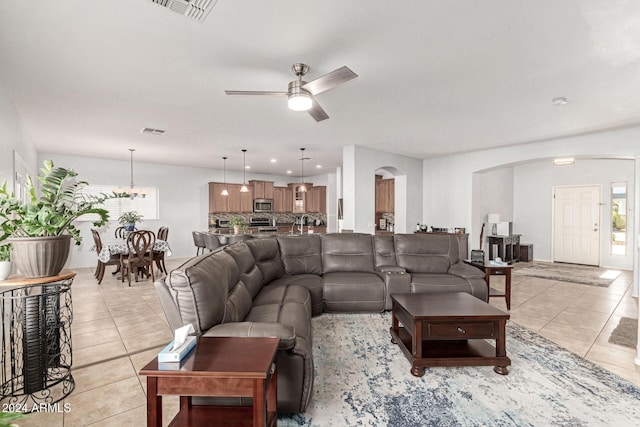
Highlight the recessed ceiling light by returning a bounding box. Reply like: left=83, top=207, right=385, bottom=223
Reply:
left=245, top=166, right=251, bottom=169
left=552, top=97, right=568, bottom=106
left=286, top=170, right=292, bottom=174
left=270, top=159, right=277, bottom=163
left=316, top=165, right=322, bottom=169
left=553, top=157, right=575, bottom=165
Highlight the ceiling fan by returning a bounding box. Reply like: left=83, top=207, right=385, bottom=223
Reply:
left=225, top=63, right=358, bottom=122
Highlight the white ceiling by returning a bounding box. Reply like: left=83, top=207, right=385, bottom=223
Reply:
left=1, top=0, right=640, bottom=175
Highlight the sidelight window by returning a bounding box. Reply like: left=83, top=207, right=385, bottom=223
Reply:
left=611, top=182, right=627, bottom=256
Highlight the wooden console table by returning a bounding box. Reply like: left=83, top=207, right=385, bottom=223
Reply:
left=487, top=234, right=521, bottom=263
left=140, top=336, right=279, bottom=427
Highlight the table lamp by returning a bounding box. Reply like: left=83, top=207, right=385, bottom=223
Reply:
left=487, top=213, right=500, bottom=235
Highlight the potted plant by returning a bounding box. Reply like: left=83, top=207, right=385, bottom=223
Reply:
left=228, top=215, right=246, bottom=235
left=118, top=210, right=143, bottom=231
left=0, top=160, right=116, bottom=278
left=0, top=243, right=10, bottom=280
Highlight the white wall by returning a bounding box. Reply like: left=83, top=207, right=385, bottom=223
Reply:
left=513, top=159, right=635, bottom=269
left=39, top=152, right=324, bottom=269
left=0, top=80, right=37, bottom=188
left=471, top=167, right=514, bottom=253
left=342, top=145, right=423, bottom=234
left=424, top=126, right=640, bottom=294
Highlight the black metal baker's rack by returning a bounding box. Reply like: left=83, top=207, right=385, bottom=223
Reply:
left=0, top=272, right=75, bottom=406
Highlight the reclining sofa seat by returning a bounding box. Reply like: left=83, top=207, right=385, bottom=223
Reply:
left=394, top=233, right=488, bottom=301
left=155, top=242, right=314, bottom=413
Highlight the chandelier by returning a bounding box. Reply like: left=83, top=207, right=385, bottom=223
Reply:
left=114, top=148, right=147, bottom=198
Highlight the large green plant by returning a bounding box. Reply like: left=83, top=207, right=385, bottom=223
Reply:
left=0, top=160, right=117, bottom=245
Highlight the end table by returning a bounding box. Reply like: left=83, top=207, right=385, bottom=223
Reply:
left=140, top=336, right=279, bottom=427
left=464, top=260, right=513, bottom=310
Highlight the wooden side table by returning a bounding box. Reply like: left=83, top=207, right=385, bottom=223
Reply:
left=464, top=260, right=513, bottom=310
left=140, top=336, right=279, bottom=427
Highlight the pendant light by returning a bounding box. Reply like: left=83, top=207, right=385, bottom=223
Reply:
left=299, top=147, right=307, bottom=192
left=240, top=149, right=249, bottom=193
left=221, top=156, right=229, bottom=196
left=114, top=148, right=147, bottom=198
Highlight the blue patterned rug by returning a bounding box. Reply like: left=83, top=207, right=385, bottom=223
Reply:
left=279, top=313, right=640, bottom=426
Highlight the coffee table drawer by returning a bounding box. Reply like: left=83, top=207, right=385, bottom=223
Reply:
left=426, top=321, right=495, bottom=339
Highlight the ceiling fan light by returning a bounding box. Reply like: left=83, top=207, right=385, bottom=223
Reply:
left=288, top=93, right=312, bottom=111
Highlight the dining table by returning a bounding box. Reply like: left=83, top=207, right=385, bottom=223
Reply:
left=95, top=238, right=172, bottom=263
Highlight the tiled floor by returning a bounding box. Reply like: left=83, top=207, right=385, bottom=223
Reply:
left=9, top=258, right=640, bottom=426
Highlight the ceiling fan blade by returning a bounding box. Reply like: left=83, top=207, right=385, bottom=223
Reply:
left=302, top=66, right=358, bottom=96
left=307, top=99, right=329, bottom=122
left=225, top=90, right=287, bottom=96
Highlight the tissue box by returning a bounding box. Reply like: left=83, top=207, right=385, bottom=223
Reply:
left=158, top=336, right=197, bottom=363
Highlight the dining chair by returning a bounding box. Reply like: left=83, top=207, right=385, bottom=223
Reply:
left=120, top=230, right=155, bottom=286
left=192, top=231, right=207, bottom=255
left=91, top=229, right=120, bottom=284
left=115, top=226, right=125, bottom=239
left=154, top=226, right=169, bottom=274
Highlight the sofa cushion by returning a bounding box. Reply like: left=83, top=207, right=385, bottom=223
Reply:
left=373, top=234, right=397, bottom=268
left=269, top=274, right=324, bottom=317
left=394, top=234, right=459, bottom=273
left=322, top=233, right=375, bottom=273
left=246, top=238, right=285, bottom=284
left=224, top=242, right=263, bottom=299
left=410, top=273, right=475, bottom=295
left=277, top=235, right=323, bottom=275
left=323, top=272, right=385, bottom=312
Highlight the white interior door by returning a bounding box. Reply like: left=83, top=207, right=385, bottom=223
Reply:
left=553, top=185, right=601, bottom=266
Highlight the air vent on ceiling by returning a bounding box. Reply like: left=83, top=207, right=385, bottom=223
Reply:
left=140, top=127, right=166, bottom=135
left=150, top=0, right=218, bottom=23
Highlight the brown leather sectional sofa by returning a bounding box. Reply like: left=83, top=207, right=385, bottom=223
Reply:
left=154, top=232, right=487, bottom=413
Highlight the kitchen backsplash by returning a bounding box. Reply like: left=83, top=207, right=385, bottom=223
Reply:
left=209, top=213, right=327, bottom=228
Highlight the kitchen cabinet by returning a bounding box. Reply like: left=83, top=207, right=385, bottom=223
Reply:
left=273, top=187, right=292, bottom=213
left=227, top=184, right=253, bottom=213
left=249, top=180, right=274, bottom=199
left=209, top=182, right=253, bottom=213
left=375, top=178, right=394, bottom=213
left=288, top=183, right=309, bottom=213
left=307, top=186, right=326, bottom=213
left=209, top=182, right=229, bottom=213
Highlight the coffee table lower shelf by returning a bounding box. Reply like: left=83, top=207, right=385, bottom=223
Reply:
left=390, top=326, right=510, bottom=375
left=168, top=405, right=277, bottom=427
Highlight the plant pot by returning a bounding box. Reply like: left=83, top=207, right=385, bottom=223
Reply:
left=0, top=261, right=11, bottom=280
left=233, top=225, right=240, bottom=235
left=8, top=235, right=72, bottom=278
left=124, top=223, right=136, bottom=232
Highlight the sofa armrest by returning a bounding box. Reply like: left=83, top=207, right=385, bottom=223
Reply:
left=449, top=262, right=486, bottom=279
left=203, top=322, right=295, bottom=350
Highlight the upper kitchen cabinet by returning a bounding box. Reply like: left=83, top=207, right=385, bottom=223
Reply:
left=249, top=180, right=274, bottom=199
left=375, top=178, right=394, bottom=213
left=288, top=183, right=310, bottom=213
left=209, top=182, right=253, bottom=213
left=227, top=183, right=254, bottom=213
left=273, top=186, right=292, bottom=213
left=209, top=182, right=228, bottom=213
left=307, top=186, right=326, bottom=213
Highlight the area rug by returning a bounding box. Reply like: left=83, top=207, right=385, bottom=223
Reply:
left=513, top=262, right=621, bottom=287
left=609, top=317, right=638, bottom=349
left=279, top=313, right=640, bottom=426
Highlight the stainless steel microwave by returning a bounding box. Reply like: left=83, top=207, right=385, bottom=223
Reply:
left=253, top=199, right=274, bottom=213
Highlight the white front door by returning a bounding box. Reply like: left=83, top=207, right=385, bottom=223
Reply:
left=553, top=185, right=601, bottom=266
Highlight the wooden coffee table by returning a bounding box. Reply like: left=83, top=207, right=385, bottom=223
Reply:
left=140, top=336, right=279, bottom=427
left=390, top=292, right=510, bottom=376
